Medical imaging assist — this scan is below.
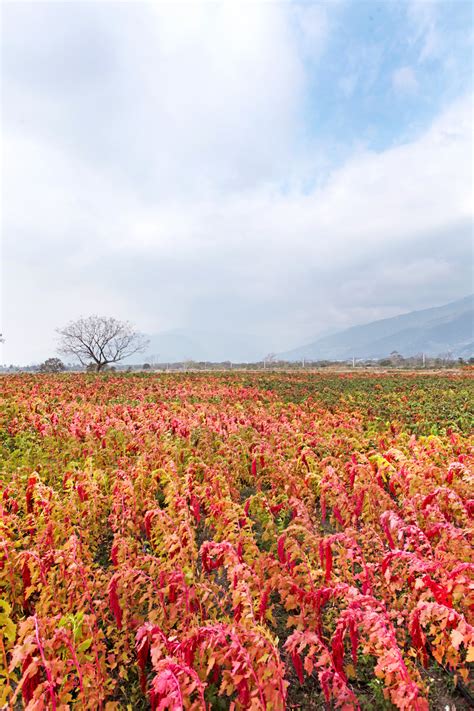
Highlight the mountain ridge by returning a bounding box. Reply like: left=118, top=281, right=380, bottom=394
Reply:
left=278, top=295, right=474, bottom=361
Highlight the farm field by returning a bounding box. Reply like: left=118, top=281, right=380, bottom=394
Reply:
left=0, top=372, right=473, bottom=710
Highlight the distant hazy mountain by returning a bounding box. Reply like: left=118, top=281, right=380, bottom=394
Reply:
left=140, top=328, right=263, bottom=363
left=279, top=295, right=474, bottom=362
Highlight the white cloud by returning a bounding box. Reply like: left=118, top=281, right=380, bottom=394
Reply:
left=392, top=66, right=418, bottom=94
left=407, top=0, right=440, bottom=62
left=2, top=88, right=472, bottom=361
left=293, top=3, right=330, bottom=61
left=2, top=1, right=309, bottom=198
left=1, top=2, right=472, bottom=363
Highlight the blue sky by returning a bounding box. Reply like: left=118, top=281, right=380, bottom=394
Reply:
left=1, top=0, right=473, bottom=363
left=300, top=0, right=473, bottom=172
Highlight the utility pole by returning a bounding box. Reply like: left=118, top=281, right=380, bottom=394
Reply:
left=302, top=357, right=305, bottom=368
left=422, top=353, right=425, bottom=368
left=352, top=356, right=355, bottom=368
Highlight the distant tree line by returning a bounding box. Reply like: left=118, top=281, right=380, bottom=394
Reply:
left=0, top=317, right=472, bottom=373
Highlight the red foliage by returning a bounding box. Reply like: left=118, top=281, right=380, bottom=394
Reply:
left=2, top=372, right=473, bottom=708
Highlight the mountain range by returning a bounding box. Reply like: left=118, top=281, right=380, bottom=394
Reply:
left=279, top=295, right=474, bottom=362
left=137, top=296, right=473, bottom=364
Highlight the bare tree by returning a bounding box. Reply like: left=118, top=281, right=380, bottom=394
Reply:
left=57, top=316, right=149, bottom=371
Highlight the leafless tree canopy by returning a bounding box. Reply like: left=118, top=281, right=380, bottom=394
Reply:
left=57, top=316, right=149, bottom=371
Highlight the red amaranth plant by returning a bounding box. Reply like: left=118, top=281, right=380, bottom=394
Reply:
left=136, top=622, right=287, bottom=709
left=2, top=371, right=473, bottom=708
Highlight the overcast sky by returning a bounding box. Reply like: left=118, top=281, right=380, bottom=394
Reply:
left=1, top=0, right=473, bottom=364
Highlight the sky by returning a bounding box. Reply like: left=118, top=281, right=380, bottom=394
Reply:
left=1, top=0, right=473, bottom=364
